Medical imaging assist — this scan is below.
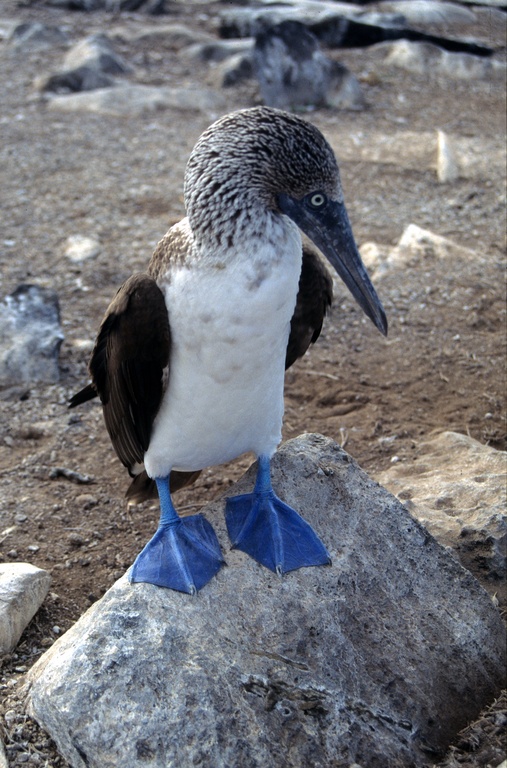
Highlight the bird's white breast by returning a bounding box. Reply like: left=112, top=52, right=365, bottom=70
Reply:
left=144, top=219, right=302, bottom=478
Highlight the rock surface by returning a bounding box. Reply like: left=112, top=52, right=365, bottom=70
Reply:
left=37, top=32, right=131, bottom=93
left=46, top=83, right=226, bottom=116
left=0, top=563, right=52, bottom=655
left=252, top=20, right=364, bottom=110
left=378, top=0, right=477, bottom=27
left=26, top=435, right=506, bottom=768
left=376, top=431, right=507, bottom=606
left=384, top=39, right=506, bottom=80
left=7, top=21, right=68, bottom=50
left=0, top=284, right=64, bottom=387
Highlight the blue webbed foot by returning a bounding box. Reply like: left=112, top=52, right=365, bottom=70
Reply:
left=129, top=477, right=224, bottom=594
left=225, top=456, right=331, bottom=575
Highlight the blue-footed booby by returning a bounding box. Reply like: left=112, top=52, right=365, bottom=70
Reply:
left=70, top=106, right=387, bottom=594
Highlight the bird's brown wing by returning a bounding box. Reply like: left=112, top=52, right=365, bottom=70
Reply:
left=71, top=273, right=170, bottom=472
left=70, top=274, right=201, bottom=502
left=285, top=245, right=333, bottom=370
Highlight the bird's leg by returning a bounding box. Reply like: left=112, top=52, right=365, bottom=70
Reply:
left=129, top=477, right=224, bottom=594
left=225, top=455, right=331, bottom=575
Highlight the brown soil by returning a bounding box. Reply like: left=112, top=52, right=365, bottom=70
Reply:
left=0, top=2, right=505, bottom=766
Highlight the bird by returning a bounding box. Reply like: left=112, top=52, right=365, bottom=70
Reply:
left=70, top=106, right=387, bottom=595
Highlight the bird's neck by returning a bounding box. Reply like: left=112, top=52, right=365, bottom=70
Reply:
left=190, top=204, right=293, bottom=262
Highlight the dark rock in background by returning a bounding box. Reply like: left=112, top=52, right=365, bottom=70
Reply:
left=7, top=22, right=69, bottom=50
left=0, top=285, right=64, bottom=388
left=37, top=33, right=131, bottom=93
left=218, top=6, right=494, bottom=57
left=253, top=20, right=364, bottom=110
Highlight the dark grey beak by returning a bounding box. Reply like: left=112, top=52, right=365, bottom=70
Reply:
left=278, top=194, right=388, bottom=336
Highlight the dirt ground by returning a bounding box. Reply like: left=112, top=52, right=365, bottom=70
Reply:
left=0, top=2, right=505, bottom=766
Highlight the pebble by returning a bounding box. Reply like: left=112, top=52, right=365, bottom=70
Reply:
left=64, top=235, right=101, bottom=263
left=75, top=494, right=98, bottom=509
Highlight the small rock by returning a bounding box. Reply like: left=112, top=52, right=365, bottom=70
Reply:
left=0, top=563, right=51, bottom=655
left=8, top=22, right=68, bottom=51
left=75, top=494, right=98, bottom=509
left=436, top=129, right=460, bottom=182
left=37, top=33, right=131, bottom=94
left=0, top=285, right=64, bottom=387
left=37, top=66, right=114, bottom=94
left=64, top=234, right=101, bottom=263
left=63, top=33, right=130, bottom=76
left=185, top=38, right=253, bottom=64
left=209, top=53, right=253, bottom=89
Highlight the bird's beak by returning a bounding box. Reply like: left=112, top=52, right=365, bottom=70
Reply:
left=278, top=194, right=388, bottom=336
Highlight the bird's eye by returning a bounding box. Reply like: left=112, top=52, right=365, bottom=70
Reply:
left=307, top=192, right=327, bottom=209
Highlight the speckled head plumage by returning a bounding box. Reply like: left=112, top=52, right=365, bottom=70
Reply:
left=184, top=106, right=342, bottom=247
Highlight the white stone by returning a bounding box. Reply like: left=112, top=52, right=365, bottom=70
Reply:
left=26, top=435, right=506, bottom=768
left=64, top=235, right=101, bottom=263
left=0, top=563, right=51, bottom=655
left=361, top=223, right=486, bottom=280
left=436, top=129, right=460, bottom=182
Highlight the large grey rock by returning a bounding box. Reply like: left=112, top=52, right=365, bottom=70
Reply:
left=0, top=284, right=64, bottom=387
left=376, top=431, right=507, bottom=605
left=0, top=563, right=52, bottom=655
left=25, top=435, right=506, bottom=768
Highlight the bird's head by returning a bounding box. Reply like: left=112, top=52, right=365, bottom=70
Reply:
left=184, top=106, right=387, bottom=336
